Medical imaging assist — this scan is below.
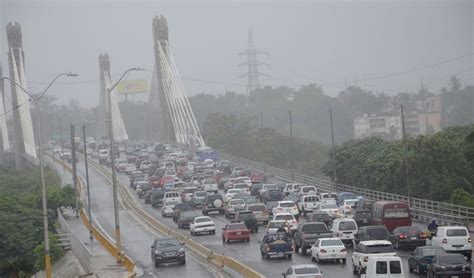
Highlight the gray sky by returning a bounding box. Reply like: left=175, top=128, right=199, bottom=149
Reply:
left=1, top=0, right=472, bottom=107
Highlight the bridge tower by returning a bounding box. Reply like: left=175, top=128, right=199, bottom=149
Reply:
left=97, top=53, right=110, bottom=140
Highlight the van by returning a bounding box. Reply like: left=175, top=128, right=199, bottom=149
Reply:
left=332, top=218, right=358, bottom=245
left=371, top=201, right=411, bottom=232
left=163, top=191, right=181, bottom=204
left=361, top=256, right=405, bottom=278
left=431, top=226, right=472, bottom=261
left=297, top=195, right=319, bottom=215
left=297, top=186, right=317, bottom=196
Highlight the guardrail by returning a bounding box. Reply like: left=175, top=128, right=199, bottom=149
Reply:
left=217, top=150, right=474, bottom=230
left=87, top=157, right=264, bottom=278
left=45, top=154, right=137, bottom=276
left=57, top=208, right=92, bottom=274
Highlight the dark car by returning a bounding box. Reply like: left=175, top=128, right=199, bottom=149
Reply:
left=262, top=189, right=284, bottom=203
left=306, top=212, right=333, bottom=228
left=150, top=188, right=165, bottom=208
left=130, top=172, right=146, bottom=189
left=202, top=194, right=225, bottom=215
left=354, top=199, right=375, bottom=212
left=354, top=225, right=390, bottom=249
left=137, top=182, right=152, bottom=198
left=408, top=246, right=446, bottom=274
left=173, top=203, right=194, bottom=222
left=293, top=222, right=333, bottom=255
left=427, top=253, right=471, bottom=278
left=250, top=183, right=263, bottom=197
left=144, top=190, right=153, bottom=204
left=353, top=209, right=371, bottom=227
left=234, top=210, right=258, bottom=233
left=178, top=211, right=199, bottom=229
left=266, top=201, right=279, bottom=216
left=218, top=176, right=230, bottom=189
left=389, top=226, right=426, bottom=250
left=259, top=233, right=293, bottom=260
left=150, top=237, right=185, bottom=267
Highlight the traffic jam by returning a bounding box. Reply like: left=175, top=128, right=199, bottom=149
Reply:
left=86, top=142, right=472, bottom=278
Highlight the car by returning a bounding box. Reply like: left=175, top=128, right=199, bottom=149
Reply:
left=150, top=237, right=185, bottom=267
left=232, top=183, right=251, bottom=195
left=98, top=149, right=109, bottom=163
left=354, top=199, right=375, bottom=212
left=222, top=222, right=250, bottom=243
left=331, top=218, right=358, bottom=246
left=315, top=203, right=340, bottom=218
left=259, top=233, right=294, bottom=260
left=162, top=200, right=178, bottom=217
left=354, top=225, right=390, bottom=248
left=297, top=195, right=319, bottom=216
left=319, top=192, right=337, bottom=204
left=296, top=185, right=317, bottom=197
left=259, top=183, right=278, bottom=197
left=115, top=159, right=127, bottom=172
left=310, top=238, right=347, bottom=263
left=190, top=191, right=207, bottom=208
left=427, top=253, right=471, bottom=278
left=163, top=191, right=181, bottom=204
left=250, top=183, right=263, bottom=196
left=172, top=202, right=194, bottom=222
left=339, top=199, right=359, bottom=214
left=218, top=176, right=230, bottom=189
left=430, top=226, right=472, bottom=260
left=140, top=160, right=152, bottom=172
left=150, top=188, right=165, bottom=208
left=281, top=264, right=323, bottom=278
left=202, top=193, right=225, bottom=215
left=283, top=183, right=301, bottom=196
left=266, top=220, right=289, bottom=234
left=262, top=188, right=284, bottom=203
left=408, top=246, right=446, bottom=274
left=130, top=171, right=146, bottom=189
left=202, top=178, right=218, bottom=193
left=351, top=240, right=396, bottom=275
left=181, top=186, right=198, bottom=203
left=136, top=181, right=151, bottom=198
left=234, top=210, right=259, bottom=233
left=306, top=212, right=333, bottom=228
left=125, top=164, right=136, bottom=175
left=353, top=209, right=371, bottom=227
left=272, top=201, right=299, bottom=218
left=389, top=226, right=426, bottom=250
left=178, top=211, right=199, bottom=229
left=190, top=216, right=216, bottom=236
left=362, top=256, right=405, bottom=278
left=144, top=190, right=153, bottom=204
left=247, top=203, right=269, bottom=225
left=225, top=199, right=246, bottom=219
left=225, top=189, right=243, bottom=203
left=293, top=222, right=333, bottom=255
left=273, top=213, right=298, bottom=231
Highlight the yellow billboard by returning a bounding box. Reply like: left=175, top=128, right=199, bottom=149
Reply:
left=116, top=80, right=148, bottom=94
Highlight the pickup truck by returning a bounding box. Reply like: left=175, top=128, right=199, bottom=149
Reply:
left=293, top=222, right=333, bottom=255
left=351, top=240, right=397, bottom=275
left=259, top=233, right=294, bottom=260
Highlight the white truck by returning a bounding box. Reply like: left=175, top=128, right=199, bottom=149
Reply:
left=430, top=226, right=472, bottom=261
left=352, top=240, right=397, bottom=275
left=361, top=256, right=405, bottom=278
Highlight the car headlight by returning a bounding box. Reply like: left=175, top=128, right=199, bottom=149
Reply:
left=178, top=248, right=185, bottom=253
left=155, top=250, right=163, bottom=255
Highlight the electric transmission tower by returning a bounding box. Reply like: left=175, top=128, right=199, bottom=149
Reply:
left=239, top=28, right=269, bottom=96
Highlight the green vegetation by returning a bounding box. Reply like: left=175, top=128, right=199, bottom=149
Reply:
left=323, top=126, right=474, bottom=205
left=0, top=167, right=76, bottom=277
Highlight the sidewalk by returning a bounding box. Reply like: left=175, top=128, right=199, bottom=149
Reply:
left=61, top=208, right=129, bottom=278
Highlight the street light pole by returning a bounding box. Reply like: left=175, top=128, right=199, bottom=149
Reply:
left=329, top=108, right=338, bottom=191
left=0, top=72, right=77, bottom=278
left=289, top=109, right=294, bottom=180
left=400, top=104, right=412, bottom=206
left=106, top=67, right=141, bottom=262
left=82, top=124, right=93, bottom=240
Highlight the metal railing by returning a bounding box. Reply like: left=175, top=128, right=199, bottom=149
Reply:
left=57, top=208, right=92, bottom=274
left=217, top=151, right=474, bottom=230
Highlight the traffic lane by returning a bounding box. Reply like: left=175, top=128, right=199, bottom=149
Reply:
left=75, top=161, right=215, bottom=278
left=114, top=168, right=424, bottom=278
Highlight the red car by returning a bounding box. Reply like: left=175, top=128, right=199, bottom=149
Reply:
left=250, top=171, right=263, bottom=183
left=222, top=223, right=250, bottom=243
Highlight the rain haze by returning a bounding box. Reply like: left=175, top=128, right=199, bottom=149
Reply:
left=1, top=0, right=472, bottom=107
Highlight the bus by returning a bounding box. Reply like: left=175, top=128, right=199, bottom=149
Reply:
left=371, top=201, right=411, bottom=232
left=196, top=147, right=218, bottom=162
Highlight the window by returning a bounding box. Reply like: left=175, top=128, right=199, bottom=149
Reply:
left=384, top=208, right=409, bottom=218
left=446, top=229, right=468, bottom=237
left=339, top=221, right=357, bottom=231
left=285, top=268, right=293, bottom=275
left=376, top=261, right=387, bottom=274
left=389, top=260, right=402, bottom=274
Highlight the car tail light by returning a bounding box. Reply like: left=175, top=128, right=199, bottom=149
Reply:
left=340, top=249, right=347, bottom=253
left=419, top=232, right=427, bottom=239
left=320, top=249, right=327, bottom=253
left=399, top=233, right=407, bottom=239
left=442, top=238, right=448, bottom=244
left=364, top=256, right=369, bottom=262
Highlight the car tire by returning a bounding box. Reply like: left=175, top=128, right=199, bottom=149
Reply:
left=155, top=261, right=159, bottom=268
left=315, top=254, right=320, bottom=263
left=302, top=246, right=307, bottom=255
left=222, top=236, right=225, bottom=243
left=342, top=258, right=346, bottom=264
left=190, top=231, right=194, bottom=236
left=287, top=254, right=292, bottom=259
left=395, top=241, right=400, bottom=250
left=352, top=263, right=357, bottom=274
left=225, top=238, right=229, bottom=243
left=246, top=238, right=250, bottom=242
left=359, top=263, right=364, bottom=275
left=261, top=251, right=265, bottom=259
left=311, top=256, right=315, bottom=262
left=294, top=244, right=300, bottom=253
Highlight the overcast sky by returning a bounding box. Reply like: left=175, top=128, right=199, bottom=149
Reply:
left=1, top=0, right=472, bottom=108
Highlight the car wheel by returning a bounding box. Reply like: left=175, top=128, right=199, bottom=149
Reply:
left=342, top=258, right=346, bottom=264
left=311, top=255, right=315, bottom=262
left=190, top=231, right=194, bottom=236
left=287, top=254, right=292, bottom=259
left=222, top=236, right=225, bottom=242
left=294, top=244, right=300, bottom=253
left=358, top=263, right=364, bottom=275
left=395, top=241, right=399, bottom=250
left=225, top=238, right=229, bottom=243
left=315, top=254, right=320, bottom=263
left=261, top=251, right=265, bottom=259
left=246, top=238, right=250, bottom=242
left=352, top=263, right=357, bottom=274
left=155, top=261, right=159, bottom=268
left=301, top=246, right=307, bottom=255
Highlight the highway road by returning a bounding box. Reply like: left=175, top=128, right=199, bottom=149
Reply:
left=54, top=157, right=220, bottom=278
left=88, top=157, right=426, bottom=278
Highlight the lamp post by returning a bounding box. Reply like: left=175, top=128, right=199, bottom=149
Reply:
left=106, top=67, right=141, bottom=261
left=400, top=104, right=412, bottom=206
left=329, top=108, right=337, bottom=192
left=0, top=72, right=78, bottom=278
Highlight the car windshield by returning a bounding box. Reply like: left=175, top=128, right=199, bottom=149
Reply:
left=302, top=187, right=316, bottom=192
left=228, top=223, right=246, bottom=230
left=230, top=199, right=244, bottom=205
left=438, top=254, right=466, bottom=264
left=269, top=222, right=285, bottom=228
left=280, top=202, right=295, bottom=207
left=446, top=229, right=468, bottom=236
left=339, top=221, right=357, bottom=230
left=384, top=208, right=409, bottom=218
left=195, top=192, right=207, bottom=197
left=421, top=248, right=445, bottom=257
left=302, top=223, right=326, bottom=232
left=321, top=239, right=343, bottom=246
left=294, top=267, right=320, bottom=274
left=229, top=189, right=241, bottom=194
left=355, top=211, right=371, bottom=218
left=248, top=205, right=266, bottom=212
left=366, top=228, right=389, bottom=239
left=196, top=217, right=211, bottom=223
left=275, top=214, right=294, bottom=221
left=156, top=238, right=180, bottom=247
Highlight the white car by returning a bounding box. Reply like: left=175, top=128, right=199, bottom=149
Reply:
left=181, top=186, right=198, bottom=202
left=162, top=200, right=178, bottom=217
left=259, top=183, right=277, bottom=197
left=316, top=203, right=340, bottom=218
left=232, top=183, right=250, bottom=195
left=283, top=183, right=302, bottom=195
left=115, top=159, right=127, bottom=172
left=430, top=226, right=472, bottom=259
left=203, top=178, right=218, bottom=193
left=272, top=201, right=299, bottom=217
left=311, top=238, right=347, bottom=263
left=297, top=185, right=317, bottom=196
left=163, top=191, right=181, bottom=204
left=320, top=192, right=337, bottom=204
left=351, top=240, right=396, bottom=275
left=225, top=189, right=243, bottom=203
left=204, top=159, right=214, bottom=169
left=339, top=199, right=359, bottom=214
left=273, top=213, right=298, bottom=231
left=281, top=264, right=323, bottom=278
left=266, top=220, right=288, bottom=234
left=332, top=218, right=358, bottom=245
left=297, top=195, right=319, bottom=215
left=236, top=177, right=252, bottom=187
left=190, top=216, right=216, bottom=236
left=362, top=256, right=405, bottom=278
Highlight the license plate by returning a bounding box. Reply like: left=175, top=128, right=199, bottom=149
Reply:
left=411, top=237, right=416, bottom=240
left=330, top=254, right=337, bottom=257
left=362, top=220, right=367, bottom=223
left=236, top=232, right=241, bottom=235
left=278, top=252, right=283, bottom=256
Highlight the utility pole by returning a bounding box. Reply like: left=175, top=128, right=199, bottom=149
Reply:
left=329, top=108, right=338, bottom=191
left=82, top=124, right=93, bottom=240
left=289, top=110, right=294, bottom=180
left=71, top=123, right=79, bottom=217
left=400, top=104, right=412, bottom=206
left=59, top=117, right=64, bottom=155
left=260, top=111, right=263, bottom=129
